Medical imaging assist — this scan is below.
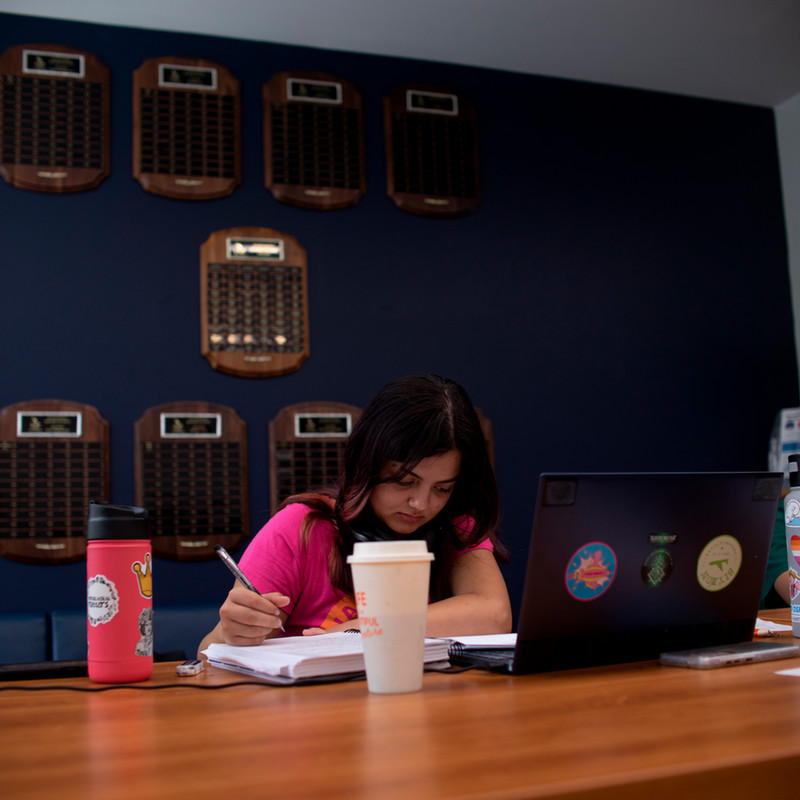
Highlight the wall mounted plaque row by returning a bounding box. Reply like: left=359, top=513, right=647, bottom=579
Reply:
left=1, top=44, right=478, bottom=214
left=200, top=226, right=310, bottom=378
left=0, top=399, right=354, bottom=564
left=134, top=402, right=248, bottom=560
left=133, top=56, right=241, bottom=200
left=0, top=400, right=110, bottom=564
left=0, top=43, right=110, bottom=193
left=0, top=398, right=495, bottom=563
left=263, top=71, right=366, bottom=210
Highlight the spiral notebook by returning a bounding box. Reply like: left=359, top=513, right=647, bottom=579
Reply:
left=204, top=631, right=451, bottom=685
left=450, top=471, right=782, bottom=674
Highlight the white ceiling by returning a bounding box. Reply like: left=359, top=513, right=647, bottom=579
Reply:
left=1, top=0, right=800, bottom=108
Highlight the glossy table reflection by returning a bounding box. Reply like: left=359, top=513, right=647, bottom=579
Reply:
left=2, top=609, right=799, bottom=800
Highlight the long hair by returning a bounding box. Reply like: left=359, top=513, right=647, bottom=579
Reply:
left=282, top=374, right=506, bottom=599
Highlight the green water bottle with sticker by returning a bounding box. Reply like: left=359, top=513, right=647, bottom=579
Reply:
left=785, top=454, right=800, bottom=637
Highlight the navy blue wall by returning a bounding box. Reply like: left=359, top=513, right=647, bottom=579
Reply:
left=1, top=13, right=797, bottom=625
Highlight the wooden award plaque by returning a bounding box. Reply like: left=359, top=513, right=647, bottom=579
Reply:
left=263, top=71, right=366, bottom=210
left=134, top=401, right=249, bottom=560
left=0, top=399, right=110, bottom=564
left=384, top=84, right=480, bottom=217
left=133, top=56, right=241, bottom=200
left=268, top=401, right=361, bottom=514
left=0, top=43, right=110, bottom=193
left=200, top=226, right=310, bottom=378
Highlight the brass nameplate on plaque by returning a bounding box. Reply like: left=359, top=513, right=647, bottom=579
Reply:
left=160, top=413, right=222, bottom=438
left=406, top=89, right=459, bottom=115
left=159, top=64, right=218, bottom=90
left=23, top=49, right=85, bottom=78
left=287, top=78, right=342, bottom=104
left=295, top=413, right=353, bottom=438
left=17, top=411, right=82, bottom=437
left=226, top=237, right=285, bottom=262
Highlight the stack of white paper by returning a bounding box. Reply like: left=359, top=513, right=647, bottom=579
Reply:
left=204, top=632, right=452, bottom=684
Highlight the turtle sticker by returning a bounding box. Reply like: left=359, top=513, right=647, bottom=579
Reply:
left=642, top=548, right=674, bottom=588
left=565, top=542, right=617, bottom=601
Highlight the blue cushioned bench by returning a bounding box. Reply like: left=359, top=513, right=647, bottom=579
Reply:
left=0, top=613, right=49, bottom=663
left=0, top=605, right=219, bottom=664
left=51, top=605, right=220, bottom=661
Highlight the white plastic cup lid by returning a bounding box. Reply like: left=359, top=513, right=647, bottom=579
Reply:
left=347, top=540, right=434, bottom=564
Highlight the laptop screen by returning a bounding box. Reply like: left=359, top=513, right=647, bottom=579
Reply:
left=512, top=471, right=782, bottom=673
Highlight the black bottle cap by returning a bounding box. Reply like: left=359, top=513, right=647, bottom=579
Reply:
left=789, top=454, right=800, bottom=488
left=87, top=501, right=149, bottom=541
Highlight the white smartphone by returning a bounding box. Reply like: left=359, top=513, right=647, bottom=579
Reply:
left=660, top=640, right=800, bottom=669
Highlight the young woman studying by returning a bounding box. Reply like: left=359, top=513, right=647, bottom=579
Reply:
left=198, top=374, right=512, bottom=656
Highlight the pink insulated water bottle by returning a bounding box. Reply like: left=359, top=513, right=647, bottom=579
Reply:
left=86, top=502, right=153, bottom=683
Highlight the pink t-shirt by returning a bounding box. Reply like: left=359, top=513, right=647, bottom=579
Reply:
left=238, top=503, right=493, bottom=636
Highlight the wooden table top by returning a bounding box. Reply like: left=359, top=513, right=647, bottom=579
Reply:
left=2, top=609, right=800, bottom=800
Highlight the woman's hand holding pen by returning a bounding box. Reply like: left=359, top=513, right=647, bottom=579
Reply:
left=218, top=584, right=290, bottom=646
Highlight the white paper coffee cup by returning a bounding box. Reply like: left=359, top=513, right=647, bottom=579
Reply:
left=347, top=540, right=434, bottom=694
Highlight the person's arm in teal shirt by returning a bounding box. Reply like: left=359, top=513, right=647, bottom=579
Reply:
left=761, top=498, right=790, bottom=608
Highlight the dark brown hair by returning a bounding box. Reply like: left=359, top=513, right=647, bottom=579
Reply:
left=281, top=374, right=506, bottom=599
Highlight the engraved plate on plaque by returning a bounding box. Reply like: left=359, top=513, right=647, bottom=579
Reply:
left=295, top=413, right=353, bottom=438
left=23, top=49, right=85, bottom=77
left=160, top=413, right=222, bottom=438
left=227, top=237, right=284, bottom=261
left=407, top=89, right=459, bottom=115
left=159, top=63, right=217, bottom=90
left=17, top=411, right=82, bottom=437
left=287, top=77, right=343, bottom=104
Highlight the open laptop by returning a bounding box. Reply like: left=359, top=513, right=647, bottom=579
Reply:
left=451, top=471, right=782, bottom=674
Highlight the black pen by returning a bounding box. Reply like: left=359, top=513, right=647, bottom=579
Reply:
left=214, top=544, right=286, bottom=632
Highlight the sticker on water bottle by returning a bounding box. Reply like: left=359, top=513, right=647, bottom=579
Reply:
left=789, top=534, right=800, bottom=569
left=87, top=574, right=119, bottom=626
left=135, top=607, right=154, bottom=656
left=786, top=497, right=800, bottom=526
left=132, top=553, right=153, bottom=598
left=790, top=569, right=800, bottom=633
